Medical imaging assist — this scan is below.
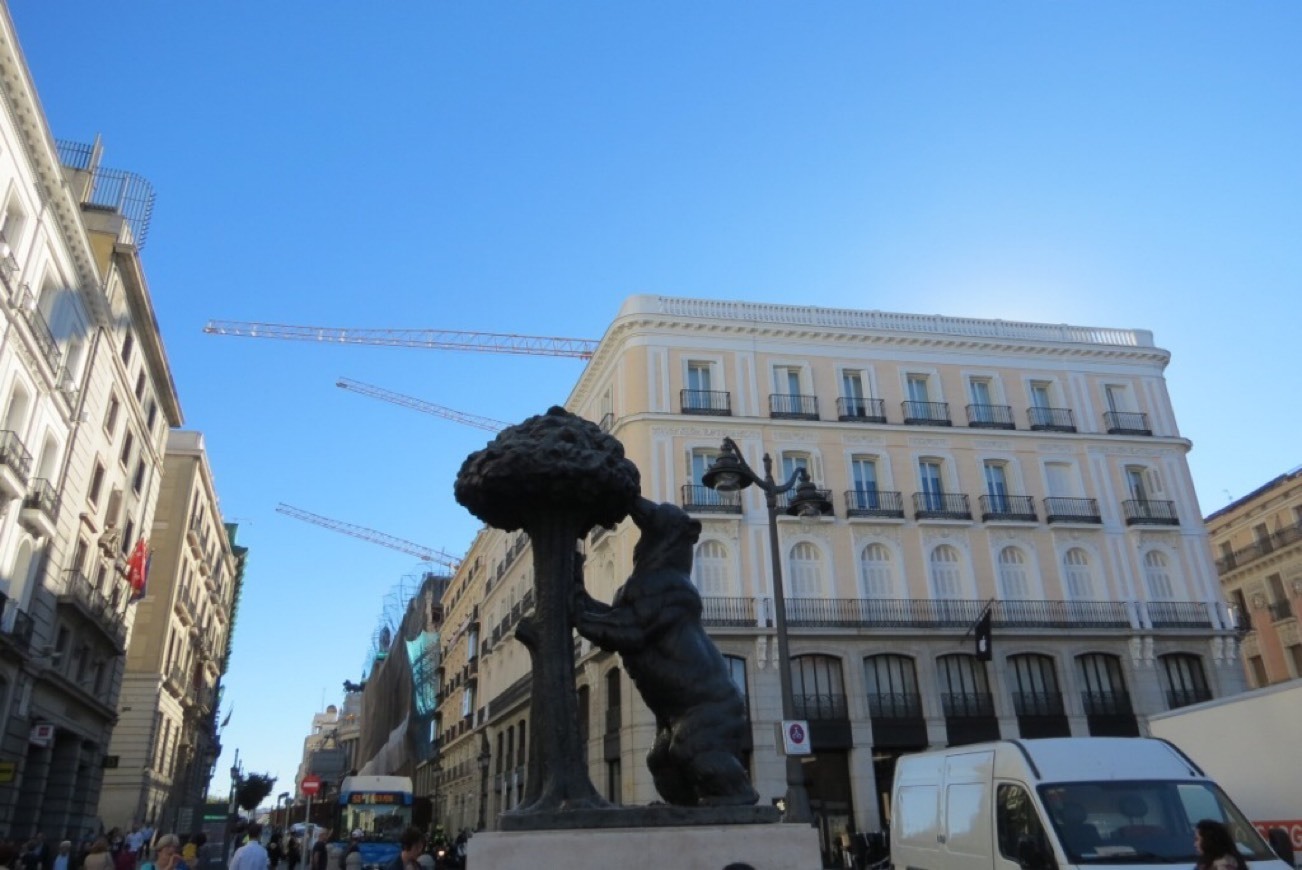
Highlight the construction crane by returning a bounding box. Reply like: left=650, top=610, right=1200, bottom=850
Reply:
left=336, top=378, right=507, bottom=433
left=275, top=503, right=460, bottom=572
left=203, top=321, right=599, bottom=360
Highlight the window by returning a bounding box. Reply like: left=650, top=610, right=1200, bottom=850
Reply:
left=1248, top=656, right=1268, bottom=687
left=692, top=540, right=730, bottom=595
left=969, top=377, right=994, bottom=407
left=790, top=655, right=847, bottom=720
left=774, top=366, right=802, bottom=396
left=119, top=430, right=134, bottom=467
left=850, top=455, right=878, bottom=494
left=1029, top=381, right=1053, bottom=409
left=104, top=395, right=120, bottom=434
left=1009, top=654, right=1062, bottom=717
left=1142, top=551, right=1174, bottom=601
left=858, top=543, right=894, bottom=598
left=1288, top=644, right=1302, bottom=679
left=788, top=542, right=824, bottom=597
left=723, top=655, right=749, bottom=706
left=689, top=448, right=719, bottom=484
left=984, top=461, right=1010, bottom=511
left=997, top=784, right=1051, bottom=862
left=71, top=538, right=89, bottom=575
left=919, top=458, right=944, bottom=510
left=929, top=545, right=963, bottom=599
left=134, top=371, right=146, bottom=402
left=906, top=374, right=930, bottom=403
left=1077, top=653, right=1131, bottom=715
left=997, top=547, right=1030, bottom=599
left=1160, top=653, right=1210, bottom=709
left=937, top=654, right=991, bottom=713
left=121, top=332, right=134, bottom=366
left=145, top=399, right=158, bottom=432
left=686, top=361, right=713, bottom=392
left=780, top=452, right=811, bottom=482
left=132, top=459, right=146, bottom=494
left=864, top=654, right=920, bottom=718
left=1104, top=384, right=1130, bottom=413
left=1063, top=549, right=1096, bottom=600
left=121, top=519, right=135, bottom=556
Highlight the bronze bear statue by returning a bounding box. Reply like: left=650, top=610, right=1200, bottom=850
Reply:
left=572, top=496, right=759, bottom=807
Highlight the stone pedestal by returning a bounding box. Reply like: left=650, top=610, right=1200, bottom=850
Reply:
left=468, top=822, right=822, bottom=870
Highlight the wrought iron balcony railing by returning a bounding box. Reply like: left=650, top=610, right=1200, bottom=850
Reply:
left=1044, top=497, right=1102, bottom=524
left=1145, top=601, right=1213, bottom=628
left=942, top=691, right=995, bottom=719
left=902, top=400, right=951, bottom=426
left=680, top=484, right=742, bottom=515
left=867, top=692, right=923, bottom=719
left=1028, top=406, right=1077, bottom=432
left=16, top=289, right=62, bottom=373
left=1166, top=687, right=1212, bottom=710
left=769, top=393, right=819, bottom=420
left=979, top=494, right=1036, bottom=522
left=0, top=430, right=33, bottom=480
left=837, top=396, right=886, bottom=423
left=0, top=593, right=36, bottom=654
left=966, top=403, right=1015, bottom=429
left=1215, top=522, right=1302, bottom=574
left=778, top=597, right=1131, bottom=629
left=844, top=489, right=905, bottom=519
left=1104, top=410, right=1152, bottom=436
left=680, top=389, right=732, bottom=416
left=701, top=597, right=757, bottom=627
left=1012, top=691, right=1066, bottom=718
left=23, top=478, right=60, bottom=518
left=793, top=692, right=848, bottom=721
left=775, top=487, right=835, bottom=516
left=913, top=492, right=971, bottom=520
left=1123, top=499, right=1179, bottom=526
left=1082, top=690, right=1134, bottom=717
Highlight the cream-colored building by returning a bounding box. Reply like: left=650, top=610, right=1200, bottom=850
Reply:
left=1205, top=466, right=1302, bottom=687
left=0, top=3, right=183, bottom=839
left=433, top=295, right=1243, bottom=862
left=98, top=431, right=244, bottom=831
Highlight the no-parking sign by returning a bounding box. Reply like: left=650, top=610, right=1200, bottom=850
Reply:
left=780, top=719, right=811, bottom=755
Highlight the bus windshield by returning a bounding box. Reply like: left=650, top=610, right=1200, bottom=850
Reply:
left=1038, top=780, right=1275, bottom=865
left=340, top=792, right=412, bottom=841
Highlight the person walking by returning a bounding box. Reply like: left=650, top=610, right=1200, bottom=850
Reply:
left=283, top=838, right=299, bottom=870
left=307, top=833, right=328, bottom=870
left=52, top=843, right=71, bottom=870
left=228, top=825, right=268, bottom=870
left=152, top=835, right=188, bottom=870
left=265, top=836, right=282, bottom=870
left=80, top=841, right=113, bottom=870
left=382, top=831, right=424, bottom=870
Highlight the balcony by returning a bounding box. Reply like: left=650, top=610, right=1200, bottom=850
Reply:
left=57, top=570, right=127, bottom=650
left=837, top=396, right=886, bottom=423
left=0, top=430, right=33, bottom=500
left=1145, top=601, right=1214, bottom=629
left=701, top=597, right=758, bottom=627
left=13, top=287, right=63, bottom=373
left=966, top=403, right=1015, bottom=430
left=779, top=597, right=1131, bottom=629
left=913, top=492, right=972, bottom=521
left=1012, top=691, right=1066, bottom=718
left=979, top=494, right=1037, bottom=523
left=844, top=489, right=905, bottom=520
left=1044, top=497, right=1102, bottom=525
left=0, top=593, right=36, bottom=655
left=1104, top=410, right=1152, bottom=436
left=769, top=393, right=819, bottom=420
left=1028, top=406, right=1077, bottom=432
left=1215, top=522, right=1302, bottom=573
left=1082, top=690, right=1134, bottom=717
left=680, top=484, right=742, bottom=515
left=902, top=400, right=951, bottom=426
left=1123, top=499, right=1179, bottom=526
left=776, top=487, right=835, bottom=517
left=868, top=692, right=923, bottom=720
left=793, top=692, right=848, bottom=721
left=680, top=389, right=732, bottom=416
left=19, top=478, right=59, bottom=539
left=941, top=692, right=995, bottom=719
left=1166, top=687, right=1213, bottom=710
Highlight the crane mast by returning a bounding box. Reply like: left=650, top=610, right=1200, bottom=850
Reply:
left=275, top=503, right=460, bottom=571
left=203, top=320, right=598, bottom=359
left=336, top=378, right=507, bottom=432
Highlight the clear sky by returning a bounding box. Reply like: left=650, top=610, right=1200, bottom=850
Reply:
left=8, top=1, right=1301, bottom=802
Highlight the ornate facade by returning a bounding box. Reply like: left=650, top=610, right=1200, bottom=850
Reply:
left=433, top=297, right=1243, bottom=862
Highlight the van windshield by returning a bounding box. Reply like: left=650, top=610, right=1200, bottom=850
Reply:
left=1038, top=780, right=1274, bottom=864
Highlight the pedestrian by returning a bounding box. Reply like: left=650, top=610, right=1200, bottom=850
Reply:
left=341, top=833, right=361, bottom=870
left=80, top=841, right=112, bottom=870
left=382, top=830, right=423, bottom=870
left=52, top=844, right=71, bottom=870
left=151, top=835, right=187, bottom=870
left=1195, top=820, right=1248, bottom=870
left=265, top=836, right=282, bottom=870
left=308, top=833, right=328, bottom=870
left=228, top=824, right=268, bottom=870
left=283, top=838, right=299, bottom=870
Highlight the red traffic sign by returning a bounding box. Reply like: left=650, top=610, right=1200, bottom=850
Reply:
left=301, top=774, right=322, bottom=796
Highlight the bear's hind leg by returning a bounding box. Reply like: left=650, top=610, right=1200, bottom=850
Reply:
left=648, top=728, right=698, bottom=806
left=690, top=749, right=760, bottom=807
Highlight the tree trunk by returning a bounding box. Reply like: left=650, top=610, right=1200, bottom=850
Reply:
left=507, top=513, right=607, bottom=814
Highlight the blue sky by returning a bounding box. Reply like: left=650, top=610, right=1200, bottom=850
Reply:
left=8, top=2, right=1301, bottom=801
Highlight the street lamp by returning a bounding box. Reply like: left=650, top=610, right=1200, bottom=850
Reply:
left=476, top=734, right=491, bottom=831
left=702, top=436, right=830, bottom=824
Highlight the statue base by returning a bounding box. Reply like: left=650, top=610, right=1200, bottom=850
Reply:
left=469, top=818, right=820, bottom=870
left=498, top=802, right=778, bottom=831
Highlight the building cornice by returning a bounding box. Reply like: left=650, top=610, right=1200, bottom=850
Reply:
left=569, top=295, right=1171, bottom=410
left=114, top=242, right=183, bottom=426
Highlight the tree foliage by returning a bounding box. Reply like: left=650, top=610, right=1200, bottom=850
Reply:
left=236, top=772, right=277, bottom=812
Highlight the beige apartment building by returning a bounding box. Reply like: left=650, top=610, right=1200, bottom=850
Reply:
left=98, top=431, right=245, bottom=831
left=1205, top=466, right=1302, bottom=686
left=432, top=295, right=1243, bottom=864
left=0, top=3, right=184, bottom=838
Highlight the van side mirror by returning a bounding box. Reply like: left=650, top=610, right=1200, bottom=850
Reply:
left=1017, top=836, right=1055, bottom=870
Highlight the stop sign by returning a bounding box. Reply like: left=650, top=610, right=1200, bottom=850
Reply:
left=301, top=774, right=322, bottom=796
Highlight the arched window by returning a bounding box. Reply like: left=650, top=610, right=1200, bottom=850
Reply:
left=692, top=540, right=730, bottom=595
left=936, top=654, right=992, bottom=717
left=790, top=655, right=846, bottom=720
left=1143, top=551, right=1174, bottom=601
left=1160, top=653, right=1210, bottom=709
left=1063, top=549, right=1095, bottom=600
left=1077, top=653, right=1132, bottom=714
left=788, top=542, right=824, bottom=597
left=859, top=543, right=894, bottom=598
left=997, top=547, right=1030, bottom=599
left=864, top=654, right=921, bottom=718
left=930, top=545, right=963, bottom=599
left=3, top=382, right=31, bottom=437
left=1008, top=653, right=1063, bottom=717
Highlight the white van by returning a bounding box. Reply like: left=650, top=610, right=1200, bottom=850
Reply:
left=890, top=737, right=1291, bottom=870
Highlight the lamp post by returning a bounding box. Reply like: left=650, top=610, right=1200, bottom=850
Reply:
left=702, top=436, right=830, bottom=824
left=222, top=755, right=242, bottom=866
left=277, top=791, right=289, bottom=832
left=476, top=734, right=491, bottom=831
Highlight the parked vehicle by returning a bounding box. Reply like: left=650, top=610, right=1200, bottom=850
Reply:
left=1148, top=679, right=1302, bottom=863
left=889, top=737, right=1291, bottom=870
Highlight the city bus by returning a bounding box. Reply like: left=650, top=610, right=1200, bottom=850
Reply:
left=336, top=775, right=415, bottom=868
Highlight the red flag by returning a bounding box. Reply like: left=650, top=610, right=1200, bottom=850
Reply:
left=127, top=538, right=149, bottom=603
